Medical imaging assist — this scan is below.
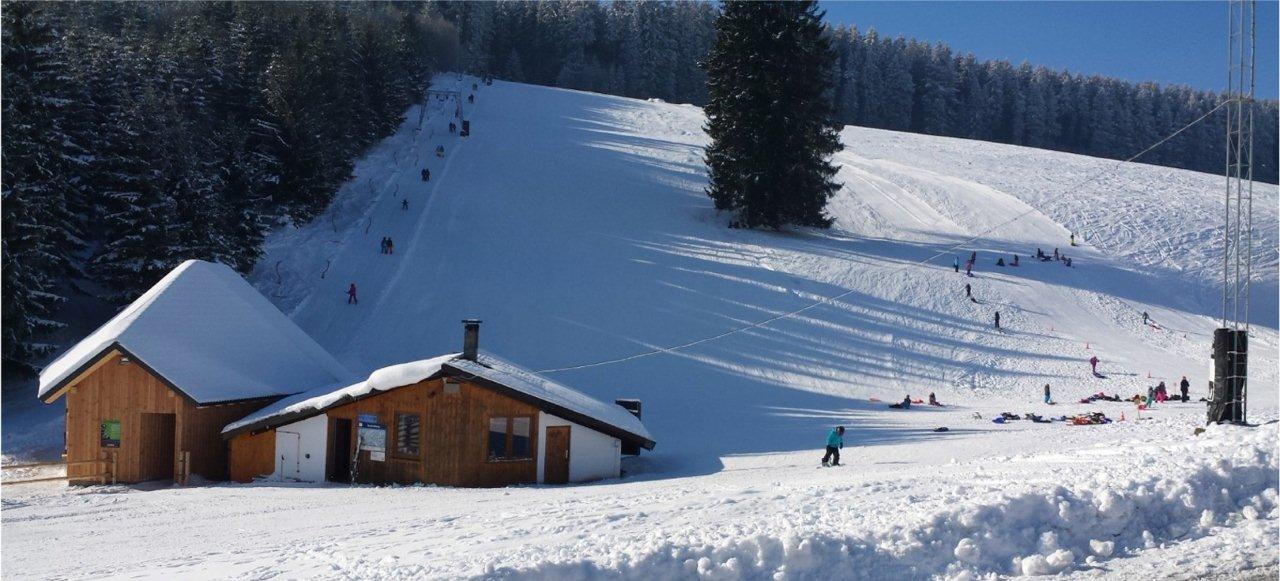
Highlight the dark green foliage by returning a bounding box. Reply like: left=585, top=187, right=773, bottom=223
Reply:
left=702, top=1, right=841, bottom=229
left=1, top=1, right=457, bottom=372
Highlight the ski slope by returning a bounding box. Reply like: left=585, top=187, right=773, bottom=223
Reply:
left=5, top=77, right=1277, bottom=580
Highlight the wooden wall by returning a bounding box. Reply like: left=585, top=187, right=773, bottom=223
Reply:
left=61, top=350, right=274, bottom=484
left=229, top=429, right=276, bottom=483
left=320, top=377, right=541, bottom=487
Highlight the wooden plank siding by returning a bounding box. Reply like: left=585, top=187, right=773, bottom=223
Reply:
left=313, top=377, right=542, bottom=487
left=61, top=351, right=275, bottom=484
left=229, top=429, right=277, bottom=483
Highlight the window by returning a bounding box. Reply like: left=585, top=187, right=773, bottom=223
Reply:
left=395, top=412, right=421, bottom=459
left=487, top=416, right=533, bottom=461
left=100, top=420, right=121, bottom=448
left=488, top=417, right=508, bottom=459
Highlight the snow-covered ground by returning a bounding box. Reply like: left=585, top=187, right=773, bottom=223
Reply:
left=4, top=76, right=1277, bottom=579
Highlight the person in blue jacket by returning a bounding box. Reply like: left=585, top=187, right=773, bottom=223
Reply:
left=822, top=426, right=845, bottom=466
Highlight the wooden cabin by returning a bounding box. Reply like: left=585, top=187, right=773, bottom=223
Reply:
left=37, top=260, right=352, bottom=484
left=224, top=322, right=655, bottom=487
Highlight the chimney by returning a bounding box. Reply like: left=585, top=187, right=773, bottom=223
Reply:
left=462, top=319, right=482, bottom=361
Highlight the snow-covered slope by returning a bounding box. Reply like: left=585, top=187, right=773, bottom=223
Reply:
left=253, top=76, right=1278, bottom=465
left=6, top=77, right=1276, bottom=581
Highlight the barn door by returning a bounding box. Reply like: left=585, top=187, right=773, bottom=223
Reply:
left=544, top=426, right=571, bottom=484
left=139, top=413, right=176, bottom=482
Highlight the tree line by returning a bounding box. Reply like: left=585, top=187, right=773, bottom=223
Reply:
left=2, top=2, right=457, bottom=372
left=434, top=1, right=1277, bottom=184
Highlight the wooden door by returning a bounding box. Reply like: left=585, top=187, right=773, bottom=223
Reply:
left=330, top=419, right=352, bottom=483
left=544, top=426, right=570, bottom=484
left=139, top=413, right=176, bottom=482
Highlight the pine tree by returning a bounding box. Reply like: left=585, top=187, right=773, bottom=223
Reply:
left=702, top=1, right=840, bottom=230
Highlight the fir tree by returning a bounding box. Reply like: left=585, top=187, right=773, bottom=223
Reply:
left=702, top=1, right=840, bottom=230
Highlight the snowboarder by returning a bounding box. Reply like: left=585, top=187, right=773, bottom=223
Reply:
left=1044, top=383, right=1052, bottom=404
left=421, top=168, right=430, bottom=181
left=996, top=257, right=1005, bottom=267
left=965, top=259, right=974, bottom=277
left=1012, top=255, right=1019, bottom=267
left=822, top=426, right=845, bottom=466
left=964, top=282, right=971, bottom=298
left=994, top=311, right=1001, bottom=329
left=1142, top=311, right=1149, bottom=326
left=402, top=198, right=409, bottom=210
left=969, top=251, right=977, bottom=263
left=1089, top=355, right=1099, bottom=375
left=889, top=395, right=912, bottom=409
left=1053, top=248, right=1060, bottom=260
left=953, top=257, right=959, bottom=273
left=1179, top=376, right=1190, bottom=402
left=1070, top=233, right=1076, bottom=246
left=928, top=392, right=943, bottom=406
left=347, top=283, right=358, bottom=305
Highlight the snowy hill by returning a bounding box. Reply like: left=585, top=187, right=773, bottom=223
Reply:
left=5, top=77, right=1276, bottom=580
left=253, top=76, right=1278, bottom=465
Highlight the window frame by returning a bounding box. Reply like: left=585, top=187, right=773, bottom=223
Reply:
left=485, top=415, right=535, bottom=462
left=393, top=411, right=422, bottom=460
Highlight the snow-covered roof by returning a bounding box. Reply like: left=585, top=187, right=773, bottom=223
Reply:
left=222, top=351, right=655, bottom=450
left=445, top=353, right=653, bottom=446
left=223, top=353, right=458, bottom=435
left=38, top=260, right=354, bottom=404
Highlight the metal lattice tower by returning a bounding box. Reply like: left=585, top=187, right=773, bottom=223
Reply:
left=1216, top=0, right=1255, bottom=424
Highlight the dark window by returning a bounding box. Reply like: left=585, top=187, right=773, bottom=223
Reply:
left=395, top=412, right=421, bottom=459
left=100, top=420, right=121, bottom=448
left=488, top=417, right=508, bottom=459
left=487, top=416, right=534, bottom=461
left=511, top=417, right=531, bottom=458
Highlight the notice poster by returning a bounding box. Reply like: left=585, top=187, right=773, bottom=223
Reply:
left=357, top=414, right=386, bottom=461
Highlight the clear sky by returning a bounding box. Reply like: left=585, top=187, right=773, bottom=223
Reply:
left=820, top=1, right=1279, bottom=99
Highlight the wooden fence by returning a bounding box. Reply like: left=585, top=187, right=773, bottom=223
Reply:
left=2, top=452, right=116, bottom=485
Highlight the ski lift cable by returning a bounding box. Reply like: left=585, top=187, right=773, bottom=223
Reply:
left=535, top=99, right=1235, bottom=374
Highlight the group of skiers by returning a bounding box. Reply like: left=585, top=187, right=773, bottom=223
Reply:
left=1148, top=376, right=1192, bottom=404
left=380, top=237, right=396, bottom=254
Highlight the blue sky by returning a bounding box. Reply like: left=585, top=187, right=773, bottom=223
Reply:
left=820, top=1, right=1279, bottom=98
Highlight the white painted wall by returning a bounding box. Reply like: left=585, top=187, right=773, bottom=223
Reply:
left=273, top=414, right=328, bottom=482
left=536, top=412, right=621, bottom=484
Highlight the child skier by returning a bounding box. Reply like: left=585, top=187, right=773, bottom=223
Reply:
left=822, top=426, right=845, bottom=466
left=994, top=311, right=1001, bottom=329
left=347, top=283, right=358, bottom=305
left=1089, top=355, right=1100, bottom=375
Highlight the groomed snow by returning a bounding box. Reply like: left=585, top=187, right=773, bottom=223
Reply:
left=36, top=260, right=352, bottom=403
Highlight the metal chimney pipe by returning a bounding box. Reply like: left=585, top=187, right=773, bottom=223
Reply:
left=462, top=319, right=481, bottom=361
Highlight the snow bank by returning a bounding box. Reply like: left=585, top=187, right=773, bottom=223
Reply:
left=483, top=424, right=1277, bottom=580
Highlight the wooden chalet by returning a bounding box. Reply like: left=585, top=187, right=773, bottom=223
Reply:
left=37, top=260, right=352, bottom=484
left=223, top=321, right=655, bottom=487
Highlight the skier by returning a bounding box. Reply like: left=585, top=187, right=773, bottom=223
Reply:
left=1012, top=255, right=1019, bottom=266
left=1155, top=381, right=1168, bottom=403
left=347, top=283, right=358, bottom=305
left=1070, top=233, right=1076, bottom=246
left=1142, top=311, right=1149, bottom=326
left=468, top=94, right=475, bottom=104
left=1089, top=355, right=1099, bottom=375
left=1044, top=383, right=1052, bottom=404
left=380, top=237, right=389, bottom=254
left=994, top=311, right=1001, bottom=329
left=421, top=168, right=430, bottom=181
left=969, top=251, right=977, bottom=263
left=965, top=259, right=974, bottom=277
left=387, top=238, right=395, bottom=255
left=1053, top=248, right=1059, bottom=260
left=449, top=122, right=456, bottom=133
left=821, top=426, right=845, bottom=467
left=1179, top=376, right=1190, bottom=402
left=402, top=198, right=409, bottom=210
left=964, top=282, right=971, bottom=298
left=953, top=257, right=959, bottom=273
left=436, top=145, right=445, bottom=157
